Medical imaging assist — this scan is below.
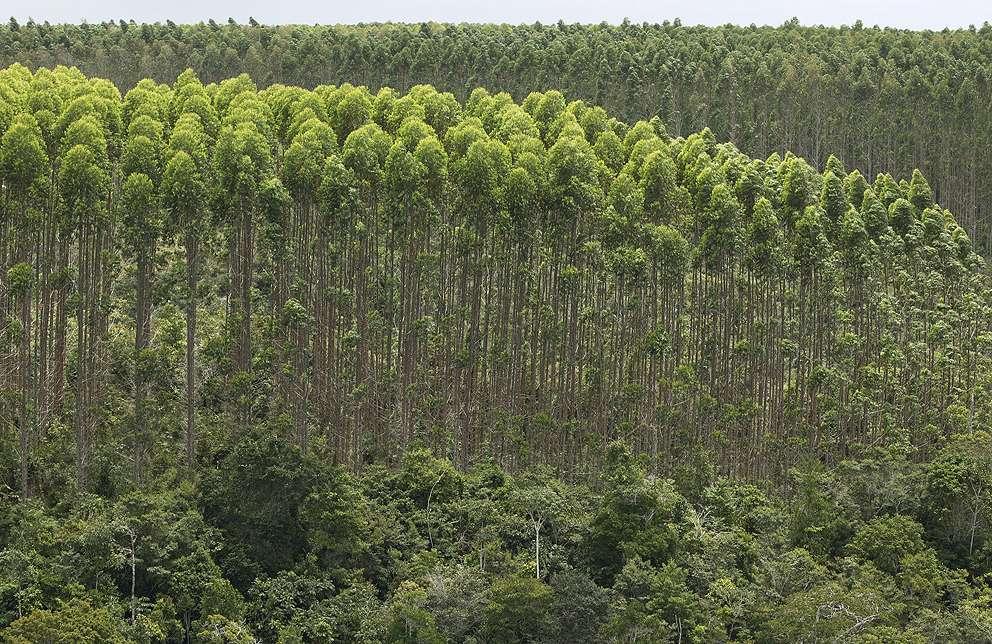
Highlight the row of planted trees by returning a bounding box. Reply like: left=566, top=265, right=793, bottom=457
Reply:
left=1, top=63, right=990, bottom=497
left=3, top=21, right=992, bottom=253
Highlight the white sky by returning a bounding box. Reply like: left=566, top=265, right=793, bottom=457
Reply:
left=3, top=0, right=990, bottom=30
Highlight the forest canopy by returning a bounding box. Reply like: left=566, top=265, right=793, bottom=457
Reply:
left=0, top=62, right=991, bottom=641
left=2, top=20, right=992, bottom=253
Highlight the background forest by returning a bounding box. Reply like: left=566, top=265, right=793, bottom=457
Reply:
left=0, top=20, right=991, bottom=644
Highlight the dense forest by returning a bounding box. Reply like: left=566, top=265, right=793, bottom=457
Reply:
left=2, top=20, right=992, bottom=254
left=0, top=59, right=991, bottom=641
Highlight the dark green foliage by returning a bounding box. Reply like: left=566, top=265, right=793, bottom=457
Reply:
left=245, top=570, right=335, bottom=641
left=200, top=432, right=362, bottom=588
left=587, top=444, right=687, bottom=584
left=547, top=568, right=612, bottom=643
left=0, top=439, right=991, bottom=641
left=788, top=464, right=857, bottom=557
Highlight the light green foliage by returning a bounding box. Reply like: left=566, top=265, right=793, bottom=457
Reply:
left=2, top=599, right=127, bottom=643
left=848, top=515, right=926, bottom=574
left=380, top=581, right=445, bottom=644
left=820, top=170, right=849, bottom=225
left=0, top=114, right=47, bottom=191
left=481, top=576, right=554, bottom=643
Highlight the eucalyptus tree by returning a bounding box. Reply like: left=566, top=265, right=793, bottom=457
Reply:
left=275, top=103, right=337, bottom=447
left=314, top=154, right=357, bottom=456
left=213, top=84, right=274, bottom=400
left=120, top=85, right=168, bottom=480
left=0, top=112, right=48, bottom=496
left=382, top=117, right=445, bottom=446
left=162, top=106, right=211, bottom=470
left=58, top=122, right=111, bottom=488
left=340, top=121, right=391, bottom=462
left=448, top=131, right=510, bottom=461
left=121, top=173, right=158, bottom=472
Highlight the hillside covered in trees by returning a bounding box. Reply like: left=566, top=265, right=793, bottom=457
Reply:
left=1, top=61, right=992, bottom=640
left=2, top=20, right=992, bottom=255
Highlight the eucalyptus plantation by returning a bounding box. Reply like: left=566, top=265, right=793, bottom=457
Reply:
left=0, top=63, right=991, bottom=641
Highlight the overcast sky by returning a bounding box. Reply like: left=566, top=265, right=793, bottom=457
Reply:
left=4, top=0, right=990, bottom=31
